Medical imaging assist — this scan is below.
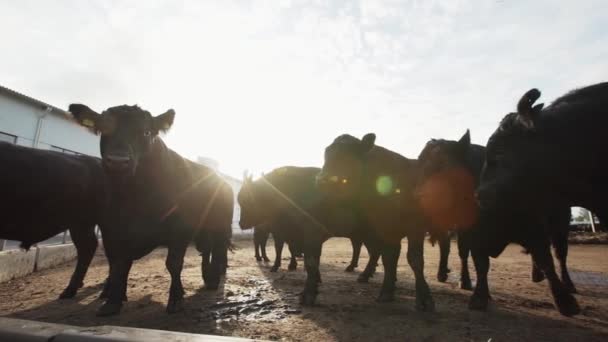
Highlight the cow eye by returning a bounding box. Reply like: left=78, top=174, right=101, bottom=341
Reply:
left=143, top=130, right=152, bottom=137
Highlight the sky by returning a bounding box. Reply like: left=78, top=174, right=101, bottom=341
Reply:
left=1, top=0, right=607, bottom=179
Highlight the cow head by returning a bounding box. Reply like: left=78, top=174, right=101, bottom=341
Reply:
left=416, top=130, right=478, bottom=230
left=477, top=88, right=546, bottom=216
left=417, top=130, right=471, bottom=180
left=69, top=104, right=175, bottom=177
left=237, top=173, right=270, bottom=229
left=316, top=133, right=375, bottom=200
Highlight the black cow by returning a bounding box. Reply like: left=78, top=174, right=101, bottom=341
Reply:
left=0, top=142, right=106, bottom=299
left=416, top=131, right=575, bottom=312
left=477, top=82, right=608, bottom=316
left=69, top=104, right=233, bottom=316
left=238, top=166, right=377, bottom=305
left=250, top=209, right=372, bottom=274
left=253, top=225, right=271, bottom=262
left=252, top=223, right=299, bottom=271
left=317, top=134, right=435, bottom=311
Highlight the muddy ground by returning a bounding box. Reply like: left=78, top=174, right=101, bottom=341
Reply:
left=0, top=238, right=607, bottom=341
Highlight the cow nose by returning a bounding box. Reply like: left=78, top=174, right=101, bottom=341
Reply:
left=104, top=154, right=131, bottom=169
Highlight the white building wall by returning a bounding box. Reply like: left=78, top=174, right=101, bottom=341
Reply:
left=38, top=113, right=100, bottom=156
left=0, top=93, right=99, bottom=156
left=0, top=95, right=39, bottom=146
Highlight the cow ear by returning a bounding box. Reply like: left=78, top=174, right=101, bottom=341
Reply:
left=516, top=88, right=542, bottom=129
left=69, top=104, right=102, bottom=133
left=458, top=129, right=471, bottom=148
left=153, top=109, right=175, bottom=133
left=361, top=133, right=376, bottom=153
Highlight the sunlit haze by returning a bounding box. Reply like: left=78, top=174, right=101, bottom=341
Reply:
left=1, top=1, right=606, bottom=178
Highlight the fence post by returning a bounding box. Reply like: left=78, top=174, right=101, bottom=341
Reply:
left=0, top=239, right=5, bottom=251
left=588, top=211, right=597, bottom=233
left=62, top=231, right=68, bottom=244
left=33, top=243, right=40, bottom=272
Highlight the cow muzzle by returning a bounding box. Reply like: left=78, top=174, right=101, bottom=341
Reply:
left=103, top=153, right=134, bottom=174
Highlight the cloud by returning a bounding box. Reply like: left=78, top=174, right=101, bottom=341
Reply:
left=0, top=0, right=606, bottom=176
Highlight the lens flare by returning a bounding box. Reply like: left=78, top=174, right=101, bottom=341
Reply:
left=376, top=176, right=393, bottom=196
left=417, top=167, right=478, bottom=231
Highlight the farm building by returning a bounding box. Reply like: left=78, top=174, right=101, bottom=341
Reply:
left=0, top=85, right=99, bottom=156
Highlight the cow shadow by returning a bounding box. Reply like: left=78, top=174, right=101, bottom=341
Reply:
left=2, top=273, right=235, bottom=336
left=247, top=255, right=608, bottom=341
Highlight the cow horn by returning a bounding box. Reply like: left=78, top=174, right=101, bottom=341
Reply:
left=517, top=88, right=541, bottom=116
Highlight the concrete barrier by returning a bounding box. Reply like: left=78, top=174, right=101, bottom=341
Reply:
left=0, top=248, right=36, bottom=283
left=0, top=317, right=75, bottom=342
left=0, top=317, right=260, bottom=342
left=35, top=244, right=78, bottom=271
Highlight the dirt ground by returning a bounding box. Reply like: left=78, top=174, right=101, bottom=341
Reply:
left=0, top=238, right=607, bottom=342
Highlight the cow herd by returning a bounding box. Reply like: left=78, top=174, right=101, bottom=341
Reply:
left=0, top=82, right=606, bottom=319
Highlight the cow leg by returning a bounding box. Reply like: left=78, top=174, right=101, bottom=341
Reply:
left=531, top=259, right=546, bottom=282
left=287, top=243, right=298, bottom=271
left=215, top=232, right=230, bottom=276
left=437, top=233, right=451, bottom=283
left=300, top=242, right=322, bottom=306
left=407, top=234, right=435, bottom=311
left=531, top=240, right=580, bottom=316
left=201, top=246, right=215, bottom=289
left=457, top=234, right=473, bottom=291
left=346, top=238, right=362, bottom=272
left=468, top=248, right=491, bottom=311
left=97, top=258, right=132, bottom=317
left=59, top=225, right=98, bottom=299
left=552, top=223, right=576, bottom=293
left=166, top=244, right=187, bottom=313
left=376, top=243, right=400, bottom=303
left=358, top=242, right=379, bottom=283
left=261, top=231, right=271, bottom=262
left=271, top=236, right=284, bottom=272
left=254, top=234, right=262, bottom=261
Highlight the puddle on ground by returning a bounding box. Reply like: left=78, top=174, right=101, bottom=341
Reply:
left=569, top=270, right=608, bottom=286
left=199, top=278, right=302, bottom=323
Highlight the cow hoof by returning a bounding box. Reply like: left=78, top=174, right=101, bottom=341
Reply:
left=437, top=271, right=449, bottom=283
left=166, top=298, right=184, bottom=314
left=416, top=297, right=435, bottom=312
left=204, top=282, right=220, bottom=291
left=299, top=292, right=317, bottom=306
left=376, top=292, right=394, bottom=303
left=460, top=280, right=473, bottom=291
left=357, top=274, right=371, bottom=283
left=98, top=290, right=109, bottom=300
left=468, top=295, right=489, bottom=311
left=270, top=266, right=279, bottom=272
left=59, top=287, right=78, bottom=299
left=345, top=265, right=356, bottom=272
left=564, top=281, right=577, bottom=294
left=555, top=293, right=580, bottom=317
left=532, top=269, right=546, bottom=283
left=97, top=302, right=122, bottom=317
left=255, top=256, right=262, bottom=262
left=288, top=264, right=297, bottom=271
left=263, top=257, right=271, bottom=262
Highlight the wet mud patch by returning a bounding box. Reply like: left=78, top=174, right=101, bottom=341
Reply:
left=197, top=277, right=303, bottom=326
left=570, top=270, right=608, bottom=286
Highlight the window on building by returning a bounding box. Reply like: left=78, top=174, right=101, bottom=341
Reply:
left=0, top=131, right=17, bottom=144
